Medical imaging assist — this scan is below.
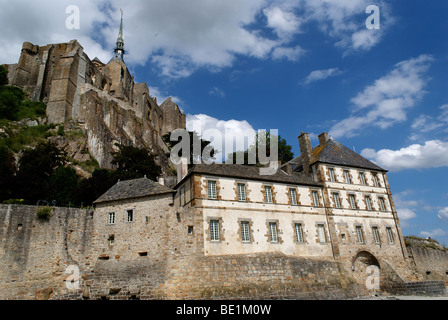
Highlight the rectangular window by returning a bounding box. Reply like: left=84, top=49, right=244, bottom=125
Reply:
left=237, top=183, right=246, bottom=202
left=107, top=212, right=115, bottom=225
left=356, top=226, right=364, bottom=244
left=378, top=197, right=387, bottom=212
left=295, top=223, right=304, bottom=243
left=349, top=194, right=357, bottom=209
left=312, top=190, right=320, bottom=207
left=372, top=173, right=380, bottom=187
left=208, top=180, right=217, bottom=199
left=333, top=193, right=341, bottom=208
left=241, top=221, right=251, bottom=243
left=359, top=172, right=367, bottom=185
left=210, top=220, right=220, bottom=241
left=269, top=222, right=278, bottom=243
left=365, top=196, right=373, bottom=211
left=265, top=186, right=273, bottom=203
left=289, top=188, right=298, bottom=205
left=344, top=170, right=352, bottom=184
left=317, top=224, right=326, bottom=243
left=328, top=168, right=335, bottom=182
left=126, top=209, right=134, bottom=223
left=372, top=226, right=380, bottom=244
left=386, top=227, right=395, bottom=244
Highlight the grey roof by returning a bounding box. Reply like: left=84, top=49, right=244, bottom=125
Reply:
left=287, top=138, right=386, bottom=172
left=94, top=177, right=175, bottom=204
left=176, top=163, right=322, bottom=188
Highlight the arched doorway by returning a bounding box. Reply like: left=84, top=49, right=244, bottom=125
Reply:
left=352, top=251, right=381, bottom=290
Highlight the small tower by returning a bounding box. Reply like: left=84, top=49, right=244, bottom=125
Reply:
left=109, top=9, right=125, bottom=63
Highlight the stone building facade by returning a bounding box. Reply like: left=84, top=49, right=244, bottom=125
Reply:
left=0, top=133, right=446, bottom=300
left=2, top=18, right=186, bottom=170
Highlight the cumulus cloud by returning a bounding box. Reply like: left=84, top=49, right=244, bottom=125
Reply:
left=187, top=114, right=257, bottom=162
left=0, top=0, right=392, bottom=79
left=330, top=54, right=434, bottom=139
left=397, top=208, right=417, bottom=221
left=361, top=140, right=448, bottom=172
left=303, top=68, right=343, bottom=85
left=438, top=207, right=448, bottom=220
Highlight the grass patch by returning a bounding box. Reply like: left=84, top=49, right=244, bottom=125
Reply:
left=36, top=206, right=53, bottom=220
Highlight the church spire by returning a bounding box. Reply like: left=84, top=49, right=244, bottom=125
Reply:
left=110, top=9, right=125, bottom=63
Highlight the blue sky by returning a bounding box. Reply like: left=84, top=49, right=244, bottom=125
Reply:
left=1, top=0, right=447, bottom=244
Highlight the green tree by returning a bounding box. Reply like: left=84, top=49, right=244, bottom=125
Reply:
left=15, top=141, right=67, bottom=204
left=163, top=131, right=217, bottom=167
left=0, top=86, right=25, bottom=120
left=48, top=166, right=79, bottom=207
left=0, top=146, right=17, bottom=202
left=111, top=144, right=162, bottom=181
left=74, top=169, right=115, bottom=207
left=227, top=132, right=294, bottom=165
left=0, top=65, right=8, bottom=86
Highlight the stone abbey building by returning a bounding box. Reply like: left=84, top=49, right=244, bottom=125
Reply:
left=3, top=11, right=185, bottom=171
left=0, top=14, right=446, bottom=300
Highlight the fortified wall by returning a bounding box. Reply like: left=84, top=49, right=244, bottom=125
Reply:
left=0, top=204, right=446, bottom=300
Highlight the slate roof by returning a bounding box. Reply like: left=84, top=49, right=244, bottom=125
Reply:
left=175, top=163, right=322, bottom=188
left=94, top=177, right=175, bottom=204
left=286, top=138, right=386, bottom=172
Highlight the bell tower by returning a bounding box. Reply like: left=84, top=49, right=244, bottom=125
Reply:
left=109, top=9, right=125, bottom=63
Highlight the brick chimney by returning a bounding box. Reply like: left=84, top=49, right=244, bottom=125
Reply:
left=318, top=132, right=329, bottom=145
left=177, top=157, right=189, bottom=183
left=298, top=132, right=313, bottom=177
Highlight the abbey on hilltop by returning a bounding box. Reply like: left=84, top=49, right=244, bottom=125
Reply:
left=2, top=10, right=186, bottom=172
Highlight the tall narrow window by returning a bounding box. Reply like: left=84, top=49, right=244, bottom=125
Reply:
left=237, top=183, right=246, bottom=202
left=208, top=180, right=217, bottom=199
left=312, top=191, right=320, bottom=207
left=378, top=197, right=387, bottom=212
left=317, top=224, right=326, bottom=243
left=356, top=226, right=364, bottom=244
left=349, top=194, right=357, bottom=209
left=344, top=170, right=352, bottom=184
left=126, top=209, right=134, bottom=223
left=386, top=227, right=394, bottom=244
left=265, top=186, right=273, bottom=203
left=289, top=188, right=298, bottom=205
left=372, top=173, right=381, bottom=187
left=269, top=222, right=278, bottom=243
left=372, top=226, right=380, bottom=244
left=241, top=221, right=250, bottom=243
left=359, top=172, right=367, bottom=185
left=295, top=223, right=304, bottom=243
left=365, top=196, right=373, bottom=211
left=333, top=193, right=341, bottom=208
left=328, top=168, right=336, bottom=182
left=107, top=212, right=116, bottom=225
left=180, top=187, right=185, bottom=206
left=210, top=220, right=220, bottom=241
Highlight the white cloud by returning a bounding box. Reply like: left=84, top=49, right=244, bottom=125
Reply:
left=420, top=229, right=448, bottom=239
left=187, top=114, right=256, bottom=162
left=303, top=68, right=343, bottom=85
left=361, top=140, right=448, bottom=172
left=330, top=54, right=434, bottom=139
left=397, top=208, right=417, bottom=221
left=208, top=87, right=226, bottom=98
left=0, top=0, right=392, bottom=79
left=438, top=207, right=448, bottom=220
left=272, top=46, right=306, bottom=62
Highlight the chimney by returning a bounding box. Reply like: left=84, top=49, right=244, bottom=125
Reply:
left=318, top=132, right=329, bottom=145
left=177, top=157, right=189, bottom=183
left=298, top=132, right=313, bottom=177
